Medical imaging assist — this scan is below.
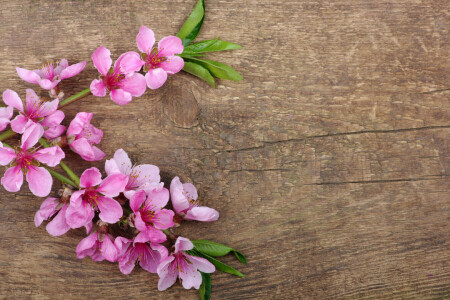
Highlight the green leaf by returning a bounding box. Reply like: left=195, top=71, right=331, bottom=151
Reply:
left=193, top=240, right=247, bottom=264
left=185, top=39, right=242, bottom=53
left=188, top=249, right=245, bottom=278
left=177, top=0, right=205, bottom=46
left=182, top=61, right=215, bottom=87
left=185, top=58, right=242, bottom=81
left=233, top=250, right=247, bottom=264
left=193, top=240, right=233, bottom=257
left=199, top=272, right=211, bottom=300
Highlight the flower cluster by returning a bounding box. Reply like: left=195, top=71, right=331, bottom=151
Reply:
left=0, top=1, right=245, bottom=297
left=35, top=148, right=218, bottom=290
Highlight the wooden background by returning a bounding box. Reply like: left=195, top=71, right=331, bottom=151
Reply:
left=0, top=0, right=449, bottom=299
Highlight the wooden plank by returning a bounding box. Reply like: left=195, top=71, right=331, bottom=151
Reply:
left=0, top=0, right=448, bottom=299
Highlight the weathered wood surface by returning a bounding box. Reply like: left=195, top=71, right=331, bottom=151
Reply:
left=0, top=0, right=449, bottom=299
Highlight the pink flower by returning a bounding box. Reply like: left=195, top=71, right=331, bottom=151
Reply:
left=157, top=237, right=215, bottom=291
left=16, top=59, right=86, bottom=90
left=0, top=106, right=13, bottom=132
left=67, top=112, right=105, bottom=161
left=76, top=231, right=118, bottom=262
left=105, top=148, right=162, bottom=199
left=0, top=125, right=65, bottom=197
left=115, top=237, right=168, bottom=274
left=35, top=196, right=92, bottom=237
left=3, top=89, right=66, bottom=139
left=66, top=167, right=128, bottom=228
left=90, top=47, right=146, bottom=105
left=131, top=190, right=174, bottom=229
left=170, top=177, right=219, bottom=222
left=120, top=26, right=184, bottom=89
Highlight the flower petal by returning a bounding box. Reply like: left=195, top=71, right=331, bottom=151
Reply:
left=97, top=173, right=128, bottom=197
left=110, top=89, right=132, bottom=105
left=10, top=115, right=34, bottom=134
left=130, top=190, right=147, bottom=213
left=157, top=256, right=177, bottom=291
left=135, top=227, right=166, bottom=244
left=115, top=236, right=132, bottom=258
left=35, top=98, right=59, bottom=118
left=92, top=46, right=112, bottom=76
left=21, top=123, right=44, bottom=150
left=112, top=148, right=132, bottom=175
left=119, top=51, right=145, bottom=73
left=170, top=176, right=190, bottom=214
left=131, top=164, right=160, bottom=191
left=105, top=159, right=120, bottom=176
left=90, top=79, right=107, bottom=97
left=137, top=26, right=155, bottom=53
left=174, top=236, right=194, bottom=253
left=67, top=112, right=93, bottom=137
left=182, top=183, right=198, bottom=201
left=46, top=204, right=70, bottom=236
left=60, top=61, right=87, bottom=80
left=122, top=73, right=146, bottom=97
left=38, top=78, right=60, bottom=90
left=34, top=197, right=59, bottom=227
left=158, top=36, right=184, bottom=56
left=16, top=67, right=41, bottom=84
left=134, top=211, right=147, bottom=231
left=1, top=166, right=23, bottom=192
left=101, top=234, right=118, bottom=262
left=139, top=243, right=163, bottom=273
left=97, top=196, right=123, bottom=224
left=54, top=59, right=69, bottom=75
left=160, top=55, right=184, bottom=74
left=44, top=124, right=66, bottom=140
left=41, top=110, right=64, bottom=127
left=185, top=206, right=219, bottom=222
left=76, top=233, right=98, bottom=259
left=0, top=145, right=16, bottom=166
left=2, top=89, right=23, bottom=112
left=70, top=138, right=105, bottom=161
left=147, top=187, right=170, bottom=209
left=186, top=255, right=216, bottom=273
left=34, top=146, right=65, bottom=167
left=26, top=166, right=52, bottom=197
left=118, top=255, right=137, bottom=275
left=0, top=118, right=10, bottom=132
left=145, top=68, right=167, bottom=90
left=66, top=191, right=95, bottom=229
left=178, top=257, right=202, bottom=289
left=80, top=167, right=102, bottom=188
left=153, top=209, right=175, bottom=230
left=0, top=106, right=13, bottom=120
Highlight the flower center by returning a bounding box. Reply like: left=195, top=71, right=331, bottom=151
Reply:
left=83, top=189, right=101, bottom=209
left=24, top=91, right=47, bottom=120
left=102, top=69, right=126, bottom=90
left=39, top=60, right=60, bottom=80
left=142, top=48, right=167, bottom=71
left=140, top=201, right=157, bottom=224
left=79, top=124, right=97, bottom=145
left=12, top=148, right=37, bottom=172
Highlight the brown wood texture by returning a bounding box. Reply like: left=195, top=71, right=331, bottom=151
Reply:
left=0, top=0, right=449, bottom=299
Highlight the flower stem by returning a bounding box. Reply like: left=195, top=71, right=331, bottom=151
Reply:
left=0, top=129, right=16, bottom=142
left=59, top=88, right=91, bottom=108
left=39, top=138, right=80, bottom=187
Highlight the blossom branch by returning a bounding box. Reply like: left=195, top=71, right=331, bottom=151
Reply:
left=59, top=88, right=91, bottom=108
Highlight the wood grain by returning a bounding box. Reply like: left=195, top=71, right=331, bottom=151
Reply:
left=0, top=0, right=449, bottom=299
